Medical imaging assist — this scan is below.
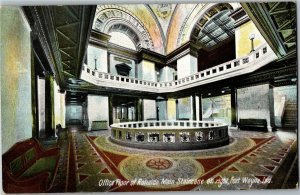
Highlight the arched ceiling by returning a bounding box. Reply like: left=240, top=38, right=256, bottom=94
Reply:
left=191, top=5, right=235, bottom=49
left=93, top=5, right=155, bottom=51
left=93, top=3, right=241, bottom=55
left=147, top=4, right=176, bottom=37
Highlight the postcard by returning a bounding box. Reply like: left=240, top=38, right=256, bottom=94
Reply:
left=1, top=1, right=298, bottom=193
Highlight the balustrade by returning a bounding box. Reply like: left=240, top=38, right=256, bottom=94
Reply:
left=81, top=44, right=276, bottom=93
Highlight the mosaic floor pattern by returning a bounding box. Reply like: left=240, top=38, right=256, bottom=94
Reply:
left=51, top=129, right=297, bottom=192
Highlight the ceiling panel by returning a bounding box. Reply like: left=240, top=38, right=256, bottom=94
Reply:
left=197, top=9, right=234, bottom=49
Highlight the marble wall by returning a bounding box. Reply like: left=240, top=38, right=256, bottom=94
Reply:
left=38, top=78, right=45, bottom=134
left=138, top=60, right=156, bottom=82
left=235, top=20, right=267, bottom=58
left=159, top=66, right=175, bottom=82
left=143, top=99, right=156, bottom=120
left=157, top=100, right=167, bottom=120
left=66, top=105, right=82, bottom=123
left=273, top=85, right=297, bottom=127
left=177, top=54, right=197, bottom=79
left=176, top=54, right=197, bottom=120
left=1, top=7, right=32, bottom=153
left=54, top=81, right=65, bottom=128
left=87, top=95, right=109, bottom=130
left=87, top=45, right=108, bottom=72
left=109, top=54, right=135, bottom=77
left=167, top=99, right=177, bottom=120
left=178, top=97, right=192, bottom=120
left=237, top=84, right=274, bottom=131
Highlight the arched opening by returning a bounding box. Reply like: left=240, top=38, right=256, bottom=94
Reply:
left=108, top=31, right=137, bottom=50
left=191, top=4, right=236, bottom=72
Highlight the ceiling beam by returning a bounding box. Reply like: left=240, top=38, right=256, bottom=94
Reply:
left=23, top=5, right=96, bottom=90
left=241, top=3, right=287, bottom=58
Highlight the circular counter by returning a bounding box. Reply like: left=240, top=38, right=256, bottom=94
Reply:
left=110, top=121, right=229, bottom=150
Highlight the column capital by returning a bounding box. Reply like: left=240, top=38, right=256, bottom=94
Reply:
left=89, top=30, right=111, bottom=48
left=166, top=41, right=201, bottom=65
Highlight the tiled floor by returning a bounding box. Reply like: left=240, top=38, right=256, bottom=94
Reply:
left=50, top=129, right=298, bottom=192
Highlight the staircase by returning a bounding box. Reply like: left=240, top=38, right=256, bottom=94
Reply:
left=282, top=103, right=297, bottom=129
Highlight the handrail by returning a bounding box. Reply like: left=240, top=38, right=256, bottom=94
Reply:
left=110, top=120, right=226, bottom=129
left=81, top=43, right=277, bottom=93
left=279, top=96, right=286, bottom=122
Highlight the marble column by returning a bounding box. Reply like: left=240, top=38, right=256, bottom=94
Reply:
left=192, top=95, right=197, bottom=120
left=45, top=72, right=55, bottom=138
left=177, top=54, right=198, bottom=120
left=231, top=87, right=238, bottom=127
left=199, top=95, right=203, bottom=121
left=138, top=60, right=156, bottom=81
left=109, top=96, right=113, bottom=125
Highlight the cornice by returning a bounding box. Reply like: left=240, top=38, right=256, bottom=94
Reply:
left=24, top=5, right=96, bottom=91
left=90, top=30, right=111, bottom=48
left=29, top=6, right=65, bottom=89
left=89, top=33, right=201, bottom=67
left=229, top=7, right=250, bottom=28
left=138, top=48, right=166, bottom=66
left=108, top=43, right=138, bottom=61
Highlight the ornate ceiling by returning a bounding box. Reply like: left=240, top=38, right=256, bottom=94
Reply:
left=190, top=4, right=234, bottom=50
left=92, top=3, right=240, bottom=55
left=23, top=3, right=296, bottom=95
left=93, top=5, right=155, bottom=52
left=197, top=10, right=234, bottom=48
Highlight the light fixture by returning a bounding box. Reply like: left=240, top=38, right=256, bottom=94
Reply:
left=94, top=56, right=97, bottom=70
left=249, top=34, right=255, bottom=53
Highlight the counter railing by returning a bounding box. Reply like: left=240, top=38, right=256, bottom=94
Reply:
left=109, top=120, right=229, bottom=150
left=111, top=120, right=225, bottom=129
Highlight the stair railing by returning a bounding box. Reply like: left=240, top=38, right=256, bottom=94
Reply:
left=279, top=96, right=286, bottom=124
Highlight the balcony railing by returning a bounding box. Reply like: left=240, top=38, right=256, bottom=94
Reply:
left=81, top=43, right=277, bottom=93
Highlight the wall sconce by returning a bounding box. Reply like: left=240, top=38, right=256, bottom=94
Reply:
left=249, top=34, right=255, bottom=53
left=94, top=56, right=97, bottom=70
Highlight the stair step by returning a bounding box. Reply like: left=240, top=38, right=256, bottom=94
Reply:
left=284, top=123, right=297, bottom=125
left=284, top=114, right=297, bottom=117
left=285, top=106, right=297, bottom=108
left=283, top=124, right=297, bottom=126
left=284, top=121, right=297, bottom=124
left=284, top=117, right=297, bottom=120
left=283, top=125, right=297, bottom=128
left=286, top=102, right=297, bottom=105
left=283, top=116, right=297, bottom=119
left=283, top=103, right=297, bottom=129
left=285, top=107, right=297, bottom=109
left=283, top=121, right=297, bottom=124
left=283, top=119, right=297, bottom=122
left=285, top=109, right=297, bottom=112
